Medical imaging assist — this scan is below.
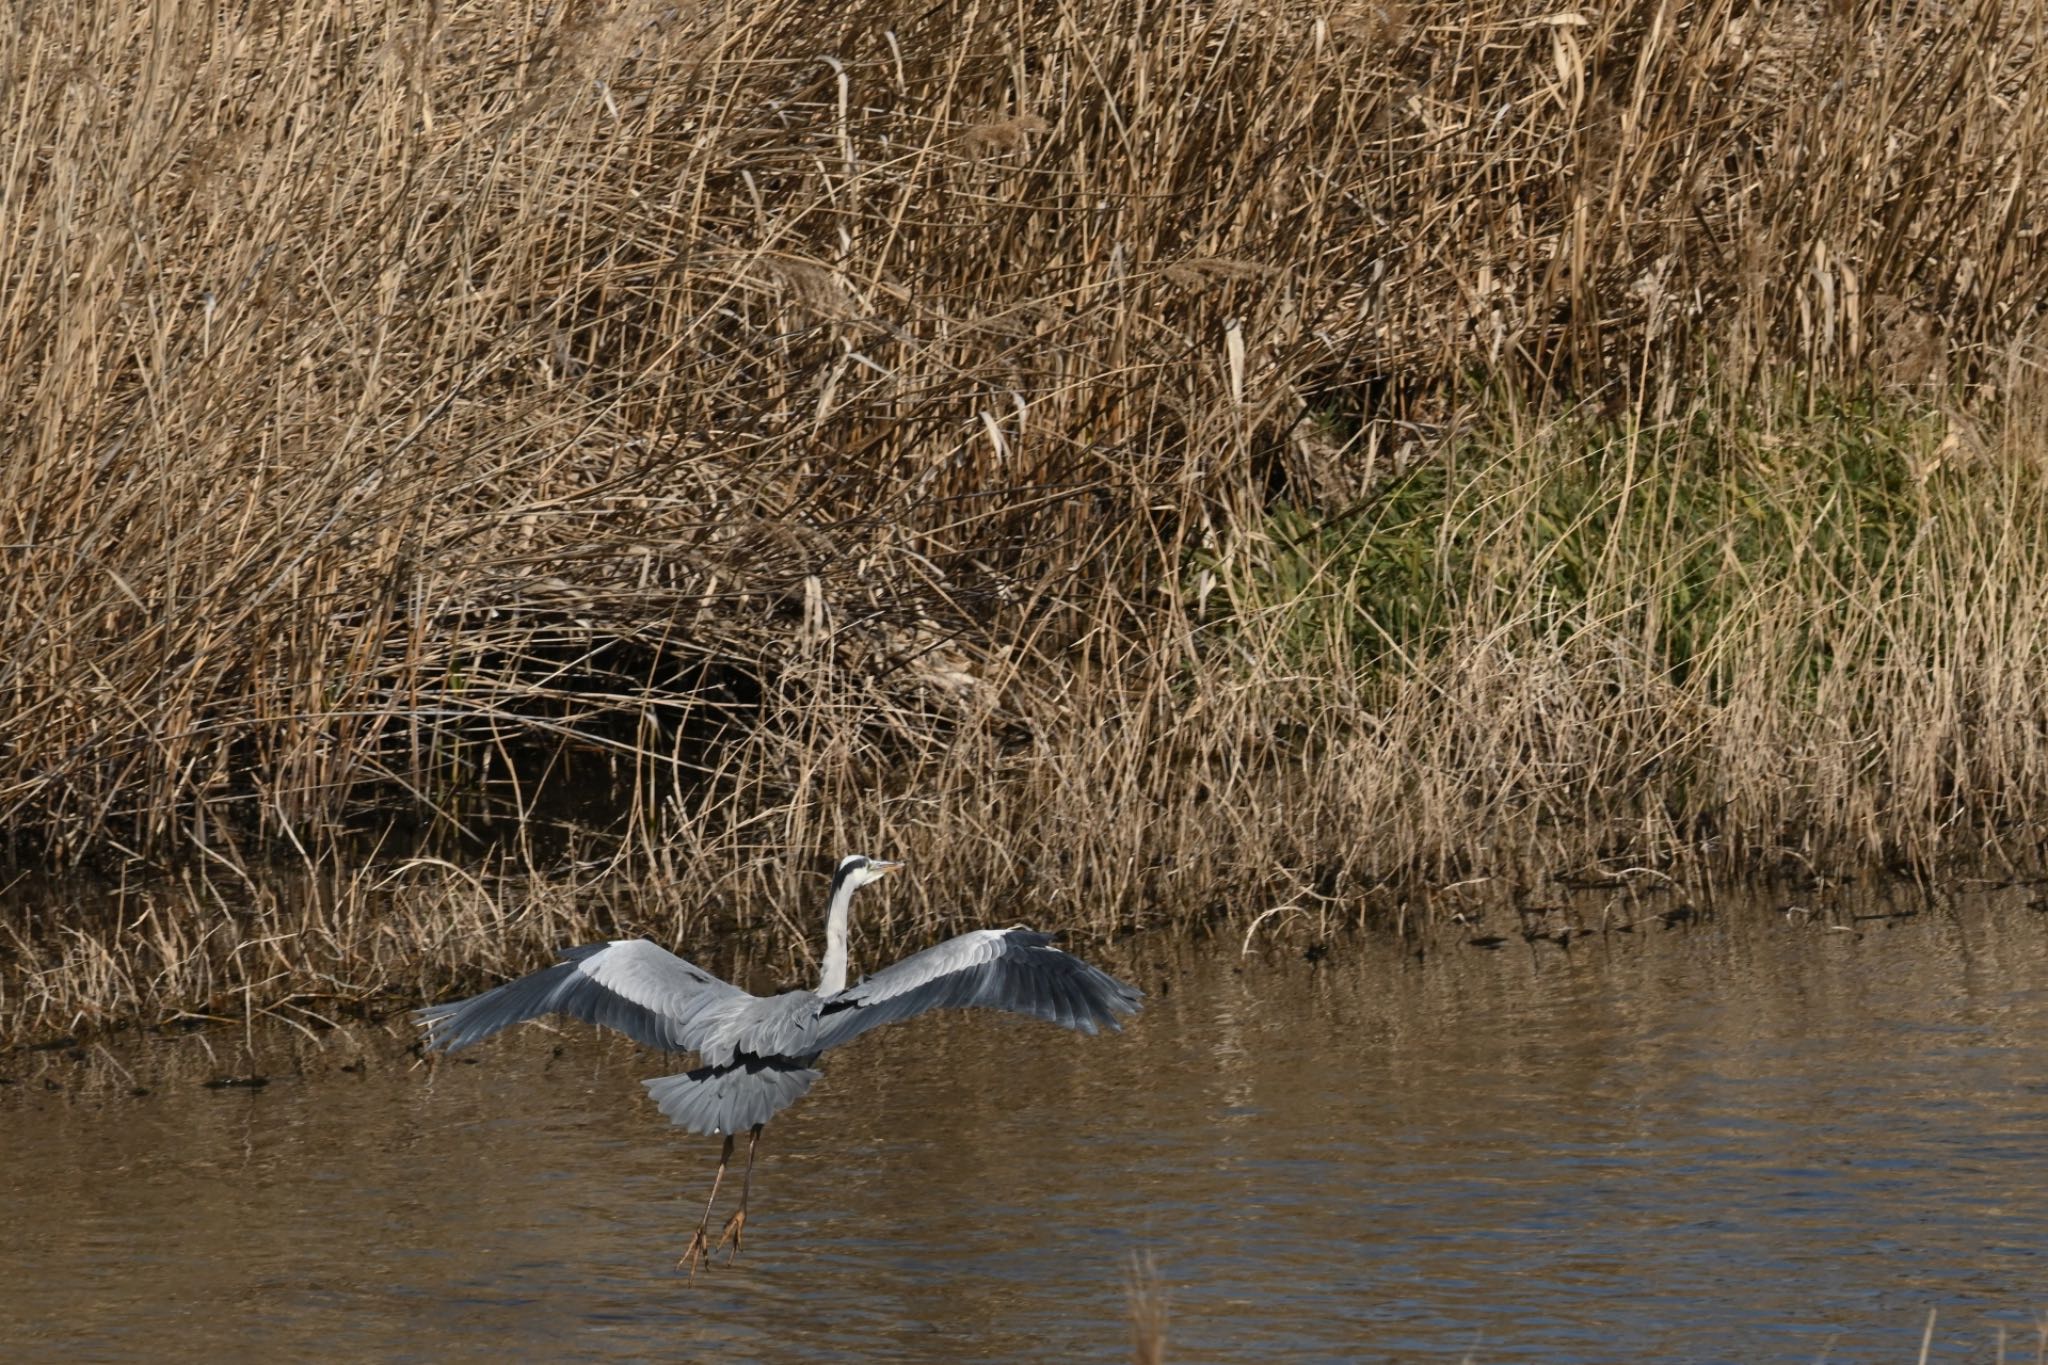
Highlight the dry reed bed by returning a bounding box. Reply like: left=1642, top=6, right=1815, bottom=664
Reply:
left=4, top=0, right=2048, bottom=1042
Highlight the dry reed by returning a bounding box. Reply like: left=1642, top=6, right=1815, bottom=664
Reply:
left=1128, top=1252, right=1169, bottom=1365
left=4, top=0, right=2048, bottom=1043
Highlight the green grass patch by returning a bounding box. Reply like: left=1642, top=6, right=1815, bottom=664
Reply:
left=1201, top=389, right=1967, bottom=709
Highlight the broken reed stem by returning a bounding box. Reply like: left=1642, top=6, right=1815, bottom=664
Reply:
left=1128, top=1252, right=1169, bottom=1365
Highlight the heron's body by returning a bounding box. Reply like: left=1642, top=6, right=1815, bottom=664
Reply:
left=416, top=855, right=1140, bottom=1271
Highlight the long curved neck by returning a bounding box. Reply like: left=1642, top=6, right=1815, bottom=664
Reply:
left=818, top=868, right=859, bottom=994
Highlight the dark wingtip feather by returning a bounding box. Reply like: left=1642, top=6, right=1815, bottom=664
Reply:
left=413, top=957, right=582, bottom=1054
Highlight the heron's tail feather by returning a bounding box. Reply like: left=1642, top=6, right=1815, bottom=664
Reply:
left=644, top=1054, right=821, bottom=1136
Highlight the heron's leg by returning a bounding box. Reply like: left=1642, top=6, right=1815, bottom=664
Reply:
left=678, top=1133, right=735, bottom=1277
left=716, top=1123, right=764, bottom=1262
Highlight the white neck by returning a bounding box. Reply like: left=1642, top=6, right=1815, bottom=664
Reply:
left=819, top=872, right=859, bottom=994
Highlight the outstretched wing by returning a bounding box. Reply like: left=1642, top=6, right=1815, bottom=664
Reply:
left=415, top=938, right=749, bottom=1056
left=802, top=928, right=1140, bottom=1054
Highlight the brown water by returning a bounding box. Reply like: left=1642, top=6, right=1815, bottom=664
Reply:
left=4, top=883, right=2048, bottom=1362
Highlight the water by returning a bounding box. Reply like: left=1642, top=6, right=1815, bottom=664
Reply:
left=5, top=883, right=2048, bottom=1362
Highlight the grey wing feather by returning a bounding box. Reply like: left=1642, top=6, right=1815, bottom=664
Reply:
left=415, top=938, right=748, bottom=1056
left=803, top=928, right=1141, bottom=1053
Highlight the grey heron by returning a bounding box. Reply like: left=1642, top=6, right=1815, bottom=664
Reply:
left=415, top=854, right=1141, bottom=1274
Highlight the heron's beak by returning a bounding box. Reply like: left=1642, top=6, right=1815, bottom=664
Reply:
left=873, top=859, right=904, bottom=875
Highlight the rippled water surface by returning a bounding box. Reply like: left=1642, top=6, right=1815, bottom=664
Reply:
left=5, top=882, right=2048, bottom=1362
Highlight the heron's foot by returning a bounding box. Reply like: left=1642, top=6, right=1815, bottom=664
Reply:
left=716, top=1206, right=747, bottom=1263
left=678, top=1226, right=713, bottom=1278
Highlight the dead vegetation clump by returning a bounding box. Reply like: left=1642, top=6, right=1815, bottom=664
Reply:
left=4, top=0, right=2048, bottom=1040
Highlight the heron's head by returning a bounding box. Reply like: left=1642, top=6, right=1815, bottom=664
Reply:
left=835, top=853, right=903, bottom=893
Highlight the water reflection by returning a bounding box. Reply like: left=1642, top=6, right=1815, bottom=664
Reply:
left=4, top=883, right=2047, bottom=1361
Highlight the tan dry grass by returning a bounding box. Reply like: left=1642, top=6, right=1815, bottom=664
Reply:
left=6, top=0, right=2047, bottom=857
left=4, top=0, right=2048, bottom=1041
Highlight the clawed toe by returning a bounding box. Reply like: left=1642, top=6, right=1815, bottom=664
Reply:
left=716, top=1207, right=747, bottom=1263
left=678, top=1228, right=712, bottom=1278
